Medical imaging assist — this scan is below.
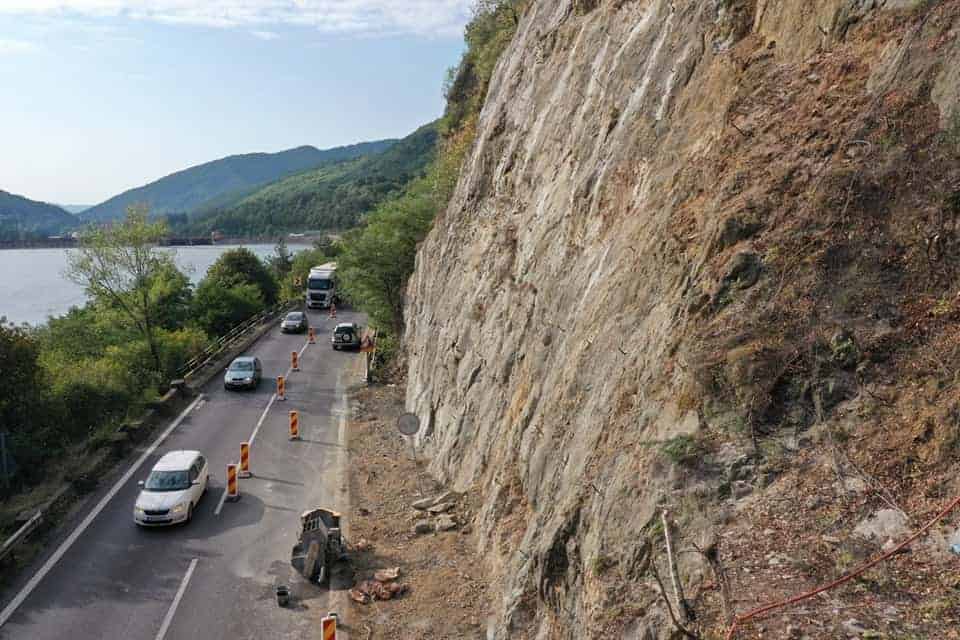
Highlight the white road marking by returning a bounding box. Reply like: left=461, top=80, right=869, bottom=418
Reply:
left=249, top=393, right=277, bottom=447
left=216, top=337, right=309, bottom=516
left=213, top=482, right=230, bottom=516
left=0, top=394, right=205, bottom=629
left=154, top=558, right=198, bottom=640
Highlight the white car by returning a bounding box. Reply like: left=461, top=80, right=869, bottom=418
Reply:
left=134, top=451, right=209, bottom=526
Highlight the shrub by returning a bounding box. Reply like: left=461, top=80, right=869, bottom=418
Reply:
left=660, top=434, right=704, bottom=467
left=191, top=281, right=264, bottom=337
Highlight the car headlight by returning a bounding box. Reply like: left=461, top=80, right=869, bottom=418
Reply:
left=243, top=377, right=253, bottom=382
left=172, top=503, right=188, bottom=514
left=134, top=506, right=145, bottom=515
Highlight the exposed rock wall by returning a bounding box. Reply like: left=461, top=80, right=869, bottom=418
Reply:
left=405, top=1, right=960, bottom=637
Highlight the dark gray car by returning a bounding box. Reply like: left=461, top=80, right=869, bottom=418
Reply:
left=331, top=323, right=361, bottom=350
left=281, top=311, right=308, bottom=333
left=224, top=356, right=262, bottom=390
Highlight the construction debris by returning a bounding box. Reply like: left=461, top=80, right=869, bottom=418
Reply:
left=374, top=567, right=400, bottom=582
left=349, top=579, right=409, bottom=604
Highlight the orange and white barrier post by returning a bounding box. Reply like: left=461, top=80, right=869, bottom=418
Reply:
left=329, top=302, right=337, bottom=319
left=291, top=350, right=300, bottom=372
left=226, top=463, right=239, bottom=500
left=239, top=442, right=251, bottom=478
left=277, top=375, right=286, bottom=401
left=321, top=615, right=337, bottom=640
left=308, top=327, right=316, bottom=344
left=289, top=410, right=300, bottom=440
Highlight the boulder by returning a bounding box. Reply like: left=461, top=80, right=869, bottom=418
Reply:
left=731, top=480, right=753, bottom=499
left=414, top=520, right=435, bottom=535
left=412, top=491, right=454, bottom=511
left=428, top=502, right=454, bottom=514
left=437, top=515, right=458, bottom=531
left=853, top=509, right=910, bottom=543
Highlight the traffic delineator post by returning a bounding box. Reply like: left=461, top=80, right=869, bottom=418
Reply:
left=329, top=303, right=337, bottom=319
left=239, top=442, right=251, bottom=478
left=277, top=376, right=286, bottom=401
left=291, top=350, right=300, bottom=372
left=308, top=327, right=316, bottom=344
left=289, top=410, right=300, bottom=440
left=321, top=615, right=336, bottom=640
left=226, top=464, right=239, bottom=500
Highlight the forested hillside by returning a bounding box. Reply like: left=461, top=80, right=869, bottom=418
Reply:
left=186, top=122, right=438, bottom=236
left=0, top=190, right=76, bottom=240
left=80, top=140, right=396, bottom=223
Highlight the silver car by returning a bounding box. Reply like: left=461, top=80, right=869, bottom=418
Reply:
left=224, top=356, right=262, bottom=390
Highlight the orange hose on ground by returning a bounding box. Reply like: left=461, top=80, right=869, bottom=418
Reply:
left=725, top=495, right=960, bottom=640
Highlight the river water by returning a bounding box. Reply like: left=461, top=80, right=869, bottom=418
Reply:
left=0, top=244, right=297, bottom=326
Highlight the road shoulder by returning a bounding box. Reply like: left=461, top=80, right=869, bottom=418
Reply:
left=342, top=381, right=490, bottom=639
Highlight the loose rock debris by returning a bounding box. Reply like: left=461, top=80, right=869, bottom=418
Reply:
left=374, top=567, right=400, bottom=582
left=349, top=580, right=409, bottom=604
left=347, top=382, right=489, bottom=637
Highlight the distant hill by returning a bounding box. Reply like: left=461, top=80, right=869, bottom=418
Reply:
left=187, top=122, right=438, bottom=236
left=80, top=140, right=397, bottom=223
left=0, top=190, right=76, bottom=239
left=60, top=205, right=91, bottom=214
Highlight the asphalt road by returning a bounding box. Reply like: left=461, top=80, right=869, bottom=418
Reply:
left=0, top=308, right=363, bottom=640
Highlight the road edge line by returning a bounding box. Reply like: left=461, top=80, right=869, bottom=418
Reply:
left=0, top=394, right=204, bottom=629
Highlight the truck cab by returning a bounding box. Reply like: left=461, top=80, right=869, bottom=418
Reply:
left=306, top=262, right=337, bottom=309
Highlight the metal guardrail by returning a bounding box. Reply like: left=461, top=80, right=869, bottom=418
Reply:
left=0, top=303, right=294, bottom=569
left=0, top=512, right=42, bottom=563
left=0, top=484, right=70, bottom=564
left=177, top=301, right=297, bottom=379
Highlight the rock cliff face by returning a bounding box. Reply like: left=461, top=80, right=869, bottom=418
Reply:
left=406, top=1, right=960, bottom=637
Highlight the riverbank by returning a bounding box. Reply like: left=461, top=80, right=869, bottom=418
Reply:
left=0, top=243, right=304, bottom=326
left=0, top=235, right=333, bottom=251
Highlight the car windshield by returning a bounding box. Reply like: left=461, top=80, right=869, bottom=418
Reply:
left=335, top=327, right=354, bottom=334
left=230, top=361, right=254, bottom=371
left=285, top=313, right=303, bottom=321
left=308, top=277, right=332, bottom=290
left=144, top=470, right=190, bottom=492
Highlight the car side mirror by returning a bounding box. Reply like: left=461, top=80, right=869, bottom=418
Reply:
left=138, top=480, right=145, bottom=488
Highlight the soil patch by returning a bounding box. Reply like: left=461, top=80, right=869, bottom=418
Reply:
left=344, top=381, right=489, bottom=639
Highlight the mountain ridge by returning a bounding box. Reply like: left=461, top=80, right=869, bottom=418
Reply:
left=80, top=140, right=397, bottom=223
left=0, top=190, right=76, bottom=239
left=186, top=121, right=438, bottom=235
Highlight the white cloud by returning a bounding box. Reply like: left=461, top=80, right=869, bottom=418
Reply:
left=250, top=29, right=279, bottom=40
left=0, top=38, right=40, bottom=54
left=0, top=1, right=474, bottom=38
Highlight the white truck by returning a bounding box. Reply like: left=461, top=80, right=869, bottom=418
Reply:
left=306, top=262, right=337, bottom=309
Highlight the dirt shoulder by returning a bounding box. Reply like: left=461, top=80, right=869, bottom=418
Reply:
left=342, top=381, right=489, bottom=639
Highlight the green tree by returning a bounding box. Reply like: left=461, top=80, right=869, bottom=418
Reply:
left=66, top=206, right=179, bottom=373
left=266, top=238, right=293, bottom=281
left=0, top=322, right=66, bottom=485
left=205, top=247, right=279, bottom=305
left=338, top=176, right=437, bottom=336
left=151, top=263, right=194, bottom=330
left=191, top=280, right=264, bottom=337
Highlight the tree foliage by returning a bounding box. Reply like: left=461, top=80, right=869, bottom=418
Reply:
left=187, top=123, right=438, bottom=237
left=266, top=239, right=293, bottom=281
left=339, top=176, right=439, bottom=336
left=66, top=206, right=183, bottom=373
left=204, top=247, right=279, bottom=305
left=191, top=281, right=265, bottom=337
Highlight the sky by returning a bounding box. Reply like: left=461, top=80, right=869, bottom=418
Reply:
left=0, top=1, right=471, bottom=205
